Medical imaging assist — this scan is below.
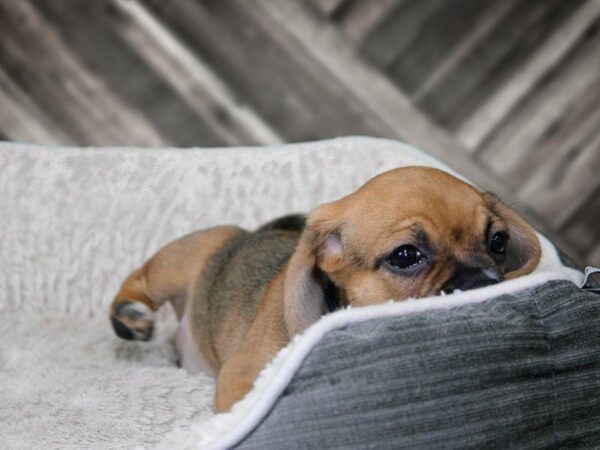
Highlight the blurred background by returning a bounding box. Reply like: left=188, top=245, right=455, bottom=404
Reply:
left=0, top=0, right=598, bottom=266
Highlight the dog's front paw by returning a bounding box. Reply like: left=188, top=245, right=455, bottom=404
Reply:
left=111, top=300, right=155, bottom=341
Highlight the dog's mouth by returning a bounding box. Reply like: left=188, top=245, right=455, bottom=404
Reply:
left=439, top=275, right=502, bottom=296
left=439, top=263, right=503, bottom=295
left=439, top=289, right=454, bottom=296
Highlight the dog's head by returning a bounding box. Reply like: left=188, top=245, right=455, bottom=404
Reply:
left=284, top=167, right=541, bottom=336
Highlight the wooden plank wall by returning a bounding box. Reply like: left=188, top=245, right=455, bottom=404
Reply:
left=0, top=0, right=598, bottom=266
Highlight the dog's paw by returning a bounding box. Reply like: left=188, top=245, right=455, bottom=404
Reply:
left=111, top=300, right=155, bottom=341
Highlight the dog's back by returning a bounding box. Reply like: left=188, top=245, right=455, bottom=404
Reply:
left=190, top=215, right=305, bottom=366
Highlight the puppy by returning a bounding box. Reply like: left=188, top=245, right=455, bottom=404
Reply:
left=109, top=167, right=541, bottom=412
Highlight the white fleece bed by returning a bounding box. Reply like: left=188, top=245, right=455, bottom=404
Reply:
left=0, top=137, right=583, bottom=449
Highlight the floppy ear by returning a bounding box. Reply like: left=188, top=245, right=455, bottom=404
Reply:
left=283, top=205, right=344, bottom=337
left=484, top=193, right=541, bottom=279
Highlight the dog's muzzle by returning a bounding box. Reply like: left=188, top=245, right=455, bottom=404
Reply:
left=442, top=263, right=503, bottom=293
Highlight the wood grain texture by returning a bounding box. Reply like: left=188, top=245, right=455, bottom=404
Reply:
left=252, top=0, right=516, bottom=204
left=112, top=0, right=282, bottom=146
left=335, top=0, right=401, bottom=44
left=458, top=0, right=600, bottom=150
left=0, top=66, right=71, bottom=145
left=410, top=0, right=516, bottom=104
left=415, top=0, right=582, bottom=129
left=142, top=0, right=390, bottom=142
left=359, top=0, right=444, bottom=69
left=477, top=18, right=600, bottom=230
left=308, top=0, right=348, bottom=17
left=479, top=18, right=600, bottom=179
left=563, top=184, right=600, bottom=258
left=588, top=244, right=600, bottom=267
left=0, top=0, right=596, bottom=266
left=0, top=0, right=167, bottom=146
left=28, top=0, right=225, bottom=147
left=387, top=0, right=496, bottom=96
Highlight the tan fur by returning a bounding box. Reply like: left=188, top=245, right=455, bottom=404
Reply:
left=111, top=226, right=244, bottom=337
left=110, top=167, right=542, bottom=412
left=214, top=270, right=289, bottom=411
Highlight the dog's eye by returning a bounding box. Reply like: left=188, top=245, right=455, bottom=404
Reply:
left=386, top=245, right=425, bottom=270
left=490, top=232, right=507, bottom=255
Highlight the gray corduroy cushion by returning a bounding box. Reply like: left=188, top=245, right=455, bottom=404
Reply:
left=238, top=281, right=600, bottom=449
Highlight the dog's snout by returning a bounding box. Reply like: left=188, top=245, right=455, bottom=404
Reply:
left=443, top=274, right=499, bottom=292
left=442, top=264, right=502, bottom=293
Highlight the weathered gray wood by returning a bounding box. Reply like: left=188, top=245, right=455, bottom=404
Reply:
left=517, top=124, right=600, bottom=229
left=28, top=0, right=224, bottom=147
left=387, top=0, right=498, bottom=96
left=563, top=185, right=600, bottom=258
left=411, top=0, right=516, bottom=102
left=142, top=0, right=391, bottom=141
left=335, top=0, right=401, bottom=43
left=251, top=0, right=517, bottom=203
left=479, top=20, right=600, bottom=181
left=416, top=0, right=580, bottom=129
left=0, top=67, right=72, bottom=145
left=588, top=244, right=600, bottom=267
left=0, top=88, right=59, bottom=144
left=458, top=0, right=600, bottom=151
left=308, top=0, right=348, bottom=17
left=112, top=0, right=282, bottom=146
left=0, top=0, right=594, bottom=265
left=0, top=0, right=168, bottom=146
left=498, top=60, right=600, bottom=190
left=358, top=0, right=444, bottom=69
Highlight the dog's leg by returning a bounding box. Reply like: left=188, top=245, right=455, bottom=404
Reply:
left=110, top=226, right=245, bottom=341
left=110, top=267, right=157, bottom=341
left=214, top=273, right=290, bottom=412
left=215, top=352, right=266, bottom=412
left=214, top=331, right=288, bottom=411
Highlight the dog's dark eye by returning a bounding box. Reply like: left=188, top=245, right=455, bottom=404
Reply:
left=386, top=245, right=425, bottom=270
left=490, top=232, right=507, bottom=255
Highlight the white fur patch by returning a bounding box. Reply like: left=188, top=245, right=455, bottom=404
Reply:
left=119, top=301, right=154, bottom=321
left=176, top=310, right=216, bottom=378
left=116, top=302, right=155, bottom=340
left=323, top=234, right=343, bottom=257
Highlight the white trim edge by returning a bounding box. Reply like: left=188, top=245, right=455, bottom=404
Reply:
left=157, top=264, right=581, bottom=450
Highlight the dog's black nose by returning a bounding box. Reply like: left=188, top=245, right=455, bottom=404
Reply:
left=442, top=264, right=502, bottom=293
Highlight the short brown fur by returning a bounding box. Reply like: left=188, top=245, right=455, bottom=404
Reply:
left=110, top=167, right=541, bottom=412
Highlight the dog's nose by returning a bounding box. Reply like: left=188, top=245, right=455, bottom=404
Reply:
left=442, top=265, right=502, bottom=293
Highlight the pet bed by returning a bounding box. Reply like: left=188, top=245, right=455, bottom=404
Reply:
left=0, top=137, right=598, bottom=449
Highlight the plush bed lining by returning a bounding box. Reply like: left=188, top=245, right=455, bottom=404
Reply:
left=0, top=136, right=585, bottom=449
left=159, top=233, right=583, bottom=450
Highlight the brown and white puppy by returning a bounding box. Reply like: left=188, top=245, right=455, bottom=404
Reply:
left=109, top=167, right=541, bottom=412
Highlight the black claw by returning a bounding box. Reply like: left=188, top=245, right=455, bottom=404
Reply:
left=111, top=301, right=154, bottom=341
left=111, top=316, right=135, bottom=341
left=111, top=316, right=154, bottom=341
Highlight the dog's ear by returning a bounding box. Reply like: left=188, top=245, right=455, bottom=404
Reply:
left=283, top=203, right=344, bottom=337
left=484, top=193, right=541, bottom=279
